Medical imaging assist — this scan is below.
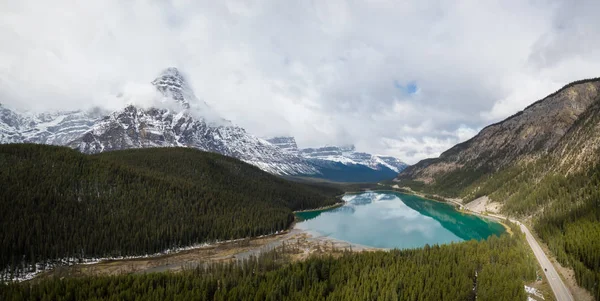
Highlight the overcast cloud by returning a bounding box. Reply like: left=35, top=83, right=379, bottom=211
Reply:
left=1, top=0, right=599, bottom=164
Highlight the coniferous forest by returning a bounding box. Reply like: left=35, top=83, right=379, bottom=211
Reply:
left=0, top=144, right=341, bottom=277
left=1, top=226, right=537, bottom=301
left=454, top=152, right=600, bottom=300
left=0, top=144, right=544, bottom=301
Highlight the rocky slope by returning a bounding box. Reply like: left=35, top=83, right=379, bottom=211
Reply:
left=267, top=137, right=408, bottom=182
left=0, top=68, right=319, bottom=176
left=267, top=137, right=408, bottom=173
left=265, top=136, right=299, bottom=155
left=300, top=145, right=408, bottom=173
left=68, top=68, right=319, bottom=175
left=0, top=105, right=105, bottom=146
left=396, top=78, right=600, bottom=194
left=70, top=106, right=317, bottom=175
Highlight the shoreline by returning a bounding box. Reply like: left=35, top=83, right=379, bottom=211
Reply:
left=293, top=201, right=345, bottom=214
left=19, top=189, right=512, bottom=282
left=391, top=186, right=514, bottom=235
left=351, top=186, right=515, bottom=235
left=310, top=187, right=513, bottom=235
left=28, top=227, right=377, bottom=280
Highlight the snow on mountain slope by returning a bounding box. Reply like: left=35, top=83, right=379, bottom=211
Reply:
left=2, top=67, right=405, bottom=179
left=22, top=110, right=105, bottom=145
left=374, top=156, right=409, bottom=173
left=265, top=136, right=299, bottom=155
left=0, top=104, right=27, bottom=143
left=267, top=136, right=408, bottom=173
left=300, top=144, right=407, bottom=172
left=68, top=68, right=319, bottom=175
left=151, top=67, right=192, bottom=109
left=0, top=104, right=104, bottom=146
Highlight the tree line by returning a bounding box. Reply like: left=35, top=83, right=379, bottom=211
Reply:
left=0, top=227, right=537, bottom=301
left=0, top=144, right=341, bottom=279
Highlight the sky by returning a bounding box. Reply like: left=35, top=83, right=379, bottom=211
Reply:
left=1, top=0, right=599, bottom=164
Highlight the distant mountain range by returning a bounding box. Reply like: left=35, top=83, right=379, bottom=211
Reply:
left=267, top=137, right=408, bottom=182
left=0, top=67, right=406, bottom=182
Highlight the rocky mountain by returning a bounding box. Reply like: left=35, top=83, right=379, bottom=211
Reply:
left=299, top=145, right=408, bottom=173
left=395, top=77, right=600, bottom=300
left=267, top=137, right=408, bottom=172
left=396, top=78, right=600, bottom=195
left=265, top=136, right=299, bottom=155
left=150, top=67, right=192, bottom=109
left=69, top=106, right=317, bottom=175
left=1, top=67, right=405, bottom=181
left=0, top=105, right=105, bottom=146
left=267, top=136, right=408, bottom=182
left=67, top=68, right=319, bottom=175
left=0, top=68, right=319, bottom=176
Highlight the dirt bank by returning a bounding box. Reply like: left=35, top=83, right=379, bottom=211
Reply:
left=34, top=227, right=376, bottom=280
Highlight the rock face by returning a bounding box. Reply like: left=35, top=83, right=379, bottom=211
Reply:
left=299, top=145, right=408, bottom=173
left=0, top=105, right=104, bottom=146
left=396, top=78, right=600, bottom=190
left=67, top=68, right=319, bottom=175
left=266, top=137, right=299, bottom=155
left=267, top=136, right=408, bottom=182
left=151, top=67, right=192, bottom=109
left=70, top=106, right=318, bottom=175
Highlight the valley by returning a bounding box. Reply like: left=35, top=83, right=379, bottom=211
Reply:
left=4, top=1, right=600, bottom=299
left=2, top=74, right=599, bottom=300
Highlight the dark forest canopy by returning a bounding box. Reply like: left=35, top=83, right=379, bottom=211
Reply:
left=0, top=229, right=537, bottom=301
left=0, top=144, right=341, bottom=276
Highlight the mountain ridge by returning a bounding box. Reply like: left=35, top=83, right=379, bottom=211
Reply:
left=0, top=68, right=320, bottom=176
left=1, top=67, right=407, bottom=182
left=267, top=136, right=408, bottom=173
left=397, top=78, right=600, bottom=190
left=395, top=77, right=600, bottom=299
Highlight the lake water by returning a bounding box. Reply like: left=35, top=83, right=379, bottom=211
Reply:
left=295, top=191, right=505, bottom=249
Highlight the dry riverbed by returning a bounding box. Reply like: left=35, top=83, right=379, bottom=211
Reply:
left=34, top=228, right=375, bottom=281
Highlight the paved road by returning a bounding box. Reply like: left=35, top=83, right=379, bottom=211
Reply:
left=517, top=221, right=574, bottom=301
left=409, top=190, right=575, bottom=300
left=483, top=212, right=574, bottom=301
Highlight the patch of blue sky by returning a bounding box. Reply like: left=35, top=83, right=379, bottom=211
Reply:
left=394, top=80, right=418, bottom=95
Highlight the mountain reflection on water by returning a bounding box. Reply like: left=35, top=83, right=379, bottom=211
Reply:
left=295, top=191, right=505, bottom=249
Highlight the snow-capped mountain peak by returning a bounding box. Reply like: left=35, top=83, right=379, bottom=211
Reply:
left=268, top=136, right=408, bottom=173
left=1, top=68, right=406, bottom=181
left=151, top=67, right=193, bottom=110
left=150, top=67, right=230, bottom=127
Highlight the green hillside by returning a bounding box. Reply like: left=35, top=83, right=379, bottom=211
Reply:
left=0, top=144, right=341, bottom=277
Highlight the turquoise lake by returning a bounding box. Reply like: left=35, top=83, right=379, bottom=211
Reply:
left=295, top=191, right=505, bottom=249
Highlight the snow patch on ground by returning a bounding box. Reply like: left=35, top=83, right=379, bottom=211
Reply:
left=525, top=285, right=545, bottom=300
left=1, top=233, right=284, bottom=283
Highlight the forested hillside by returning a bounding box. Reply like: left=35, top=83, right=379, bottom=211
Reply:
left=396, top=78, right=600, bottom=299
left=1, top=227, right=537, bottom=301
left=0, top=144, right=341, bottom=279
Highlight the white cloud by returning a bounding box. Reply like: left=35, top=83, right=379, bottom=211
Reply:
left=1, top=0, right=599, bottom=164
